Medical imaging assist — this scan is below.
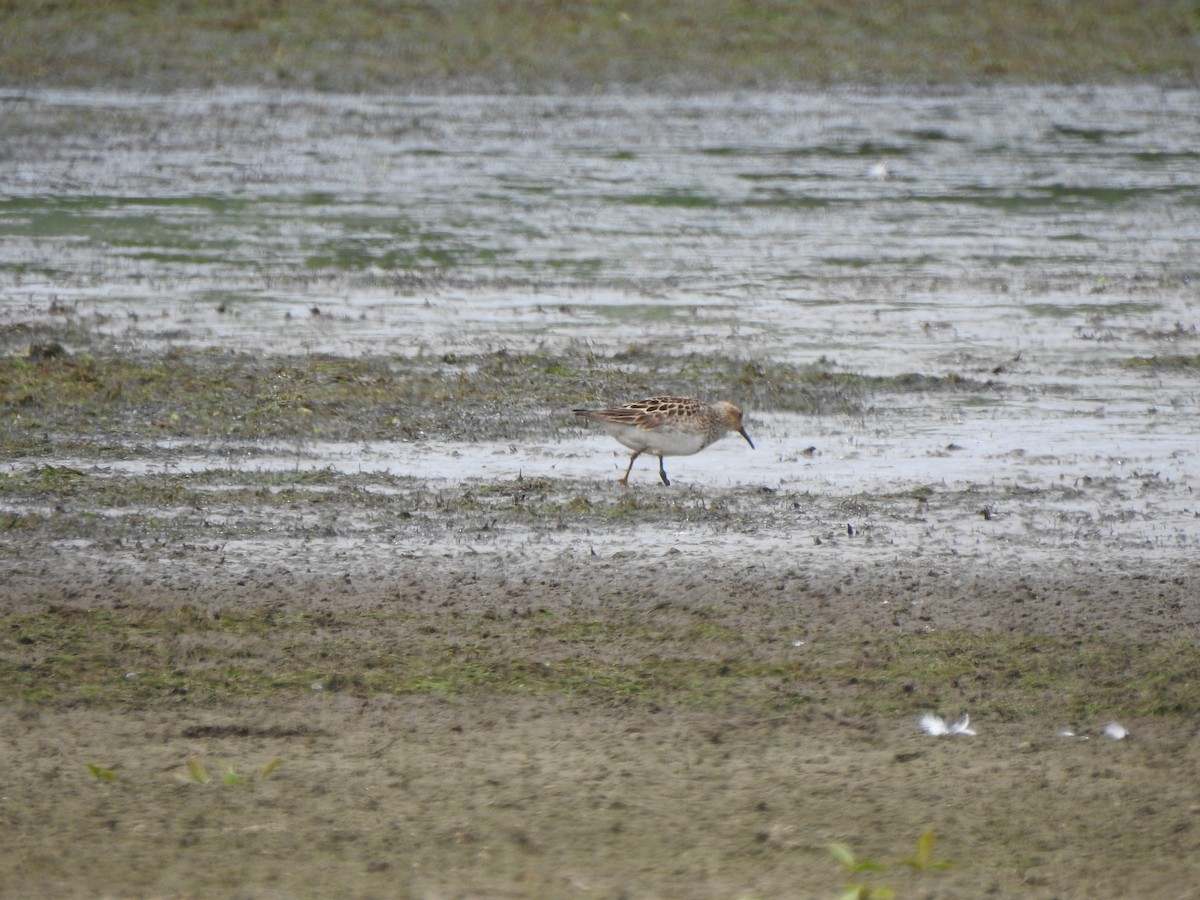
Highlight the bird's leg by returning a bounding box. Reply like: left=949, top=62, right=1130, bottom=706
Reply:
left=657, top=456, right=671, bottom=486
left=618, top=450, right=642, bottom=486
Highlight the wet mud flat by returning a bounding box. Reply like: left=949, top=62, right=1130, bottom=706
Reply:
left=3, top=515, right=1200, bottom=898
left=2, top=86, right=1200, bottom=896
left=4, top=342, right=1200, bottom=899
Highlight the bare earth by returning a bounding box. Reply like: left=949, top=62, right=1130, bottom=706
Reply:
left=4, top=516, right=1200, bottom=898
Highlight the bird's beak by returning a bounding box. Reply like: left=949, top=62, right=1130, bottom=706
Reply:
left=739, top=427, right=755, bottom=449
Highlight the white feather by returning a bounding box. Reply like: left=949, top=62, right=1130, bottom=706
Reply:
left=919, top=712, right=976, bottom=736
left=948, top=714, right=976, bottom=736
left=919, top=712, right=947, bottom=735
left=1103, top=722, right=1128, bottom=740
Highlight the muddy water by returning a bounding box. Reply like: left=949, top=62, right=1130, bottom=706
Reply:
left=3, top=87, right=1196, bottom=353
left=2, top=85, right=1199, bottom=570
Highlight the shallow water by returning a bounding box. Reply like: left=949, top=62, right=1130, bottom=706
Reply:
left=3, top=86, right=1196, bottom=357
left=2, top=85, right=1199, bottom=565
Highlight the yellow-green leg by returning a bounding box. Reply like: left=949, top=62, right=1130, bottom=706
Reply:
left=618, top=450, right=642, bottom=485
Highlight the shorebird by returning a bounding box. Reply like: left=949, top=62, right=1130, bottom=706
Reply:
left=573, top=396, right=754, bottom=486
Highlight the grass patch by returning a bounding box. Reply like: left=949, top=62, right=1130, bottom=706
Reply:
left=0, top=347, right=999, bottom=447
left=0, top=0, right=1196, bottom=90
left=1122, top=354, right=1200, bottom=370
left=2, top=604, right=1196, bottom=720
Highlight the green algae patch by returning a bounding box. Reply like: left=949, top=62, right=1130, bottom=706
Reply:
left=1, top=1, right=1196, bottom=90
left=0, top=348, right=999, bottom=448
left=3, top=603, right=1197, bottom=722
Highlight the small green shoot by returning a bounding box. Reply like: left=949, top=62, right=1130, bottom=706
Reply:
left=828, top=842, right=887, bottom=875
left=185, top=754, right=211, bottom=784
left=86, top=763, right=116, bottom=781
left=829, top=842, right=892, bottom=900
left=175, top=755, right=282, bottom=786
left=901, top=829, right=953, bottom=871
left=838, top=883, right=894, bottom=900
left=829, top=830, right=951, bottom=899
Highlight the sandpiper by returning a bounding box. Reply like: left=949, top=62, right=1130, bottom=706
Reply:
left=573, top=396, right=754, bottom=486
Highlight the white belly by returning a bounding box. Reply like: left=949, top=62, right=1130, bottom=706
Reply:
left=603, top=422, right=712, bottom=456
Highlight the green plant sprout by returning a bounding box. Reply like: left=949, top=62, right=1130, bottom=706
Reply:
left=829, top=830, right=952, bottom=899
left=174, top=755, right=282, bottom=786
left=88, top=755, right=281, bottom=785
left=185, top=754, right=211, bottom=785
left=901, top=829, right=953, bottom=872
left=86, top=763, right=116, bottom=781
